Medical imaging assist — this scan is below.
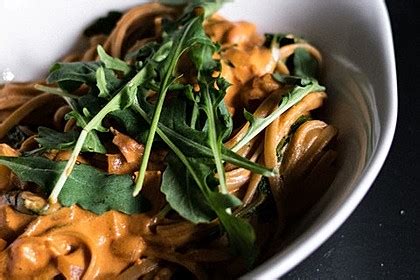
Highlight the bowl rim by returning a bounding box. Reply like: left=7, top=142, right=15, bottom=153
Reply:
left=243, top=1, right=398, bottom=278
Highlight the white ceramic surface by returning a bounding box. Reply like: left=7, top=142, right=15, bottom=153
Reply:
left=0, top=0, right=397, bottom=278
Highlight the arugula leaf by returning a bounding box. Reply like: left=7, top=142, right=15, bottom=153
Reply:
left=212, top=199, right=256, bottom=265
left=108, top=108, right=151, bottom=144
left=48, top=58, right=123, bottom=97
left=34, top=0, right=260, bottom=265
left=64, top=98, right=107, bottom=154
left=96, top=67, right=110, bottom=98
left=161, top=153, right=215, bottom=223
left=36, top=127, right=79, bottom=151
left=97, top=45, right=131, bottom=75
left=160, top=144, right=256, bottom=264
left=293, top=48, right=318, bottom=79
left=36, top=127, right=106, bottom=154
left=134, top=99, right=258, bottom=264
left=153, top=116, right=256, bottom=263
left=272, top=73, right=312, bottom=87
left=48, top=50, right=154, bottom=204
left=134, top=14, right=213, bottom=195
left=0, top=156, right=149, bottom=214
left=133, top=98, right=273, bottom=176
left=201, top=80, right=229, bottom=193
left=34, top=84, right=79, bottom=99
left=233, top=79, right=325, bottom=152
left=47, top=61, right=100, bottom=92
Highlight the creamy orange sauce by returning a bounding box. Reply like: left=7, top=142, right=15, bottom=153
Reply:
left=205, top=16, right=277, bottom=115
left=0, top=206, right=153, bottom=279
left=0, top=144, right=20, bottom=191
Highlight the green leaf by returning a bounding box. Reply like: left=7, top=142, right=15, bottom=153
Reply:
left=272, top=73, right=311, bottom=87
left=0, top=156, right=149, bottom=214
left=97, top=45, right=131, bottom=75
left=152, top=40, right=174, bottom=62
left=161, top=153, right=215, bottom=223
left=212, top=201, right=256, bottom=265
left=161, top=150, right=255, bottom=265
left=134, top=100, right=258, bottom=265
left=108, top=108, right=151, bottom=144
left=233, top=79, right=325, bottom=152
left=49, top=61, right=153, bottom=203
left=293, top=48, right=318, bottom=79
left=36, top=127, right=78, bottom=151
left=134, top=98, right=273, bottom=176
left=34, top=84, right=79, bottom=99
left=96, top=67, right=110, bottom=98
left=47, top=62, right=100, bottom=92
left=64, top=111, right=107, bottom=154
left=48, top=63, right=153, bottom=203
left=134, top=15, right=215, bottom=195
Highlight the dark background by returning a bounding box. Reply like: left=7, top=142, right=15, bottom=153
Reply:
left=284, top=1, right=419, bottom=279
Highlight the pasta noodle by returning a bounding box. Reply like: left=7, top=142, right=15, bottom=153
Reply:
left=0, top=2, right=337, bottom=279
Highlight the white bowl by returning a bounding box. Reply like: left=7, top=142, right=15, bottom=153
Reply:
left=0, top=0, right=397, bottom=278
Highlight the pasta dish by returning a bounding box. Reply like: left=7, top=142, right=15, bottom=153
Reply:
left=0, top=1, right=337, bottom=279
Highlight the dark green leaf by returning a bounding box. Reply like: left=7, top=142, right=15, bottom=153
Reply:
left=293, top=47, right=318, bottom=78
left=96, top=67, right=110, bottom=98
left=134, top=97, right=273, bottom=176
left=161, top=153, right=215, bottom=223
left=272, top=72, right=312, bottom=87
left=212, top=201, right=256, bottom=266
left=64, top=110, right=107, bottom=154
left=233, top=79, right=325, bottom=151
left=0, top=156, right=149, bottom=214
left=36, top=127, right=78, bottom=151
left=108, top=108, right=150, bottom=143
left=97, top=45, right=131, bottom=75
left=47, top=62, right=100, bottom=92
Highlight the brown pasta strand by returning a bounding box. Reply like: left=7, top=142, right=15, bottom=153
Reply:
left=0, top=93, right=62, bottom=139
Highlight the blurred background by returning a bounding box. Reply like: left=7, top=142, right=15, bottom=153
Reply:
left=284, top=1, right=419, bottom=279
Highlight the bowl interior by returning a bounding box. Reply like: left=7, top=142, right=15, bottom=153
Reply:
left=0, top=0, right=396, bottom=278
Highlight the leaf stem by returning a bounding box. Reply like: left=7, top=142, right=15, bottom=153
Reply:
left=190, top=102, right=199, bottom=129
left=133, top=101, right=208, bottom=193
left=202, top=84, right=228, bottom=194
left=48, top=129, right=88, bottom=203
left=133, top=17, right=200, bottom=196
left=48, top=67, right=150, bottom=203
left=34, top=84, right=79, bottom=99
left=133, top=83, right=170, bottom=196
left=132, top=101, right=274, bottom=176
left=232, top=82, right=324, bottom=152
